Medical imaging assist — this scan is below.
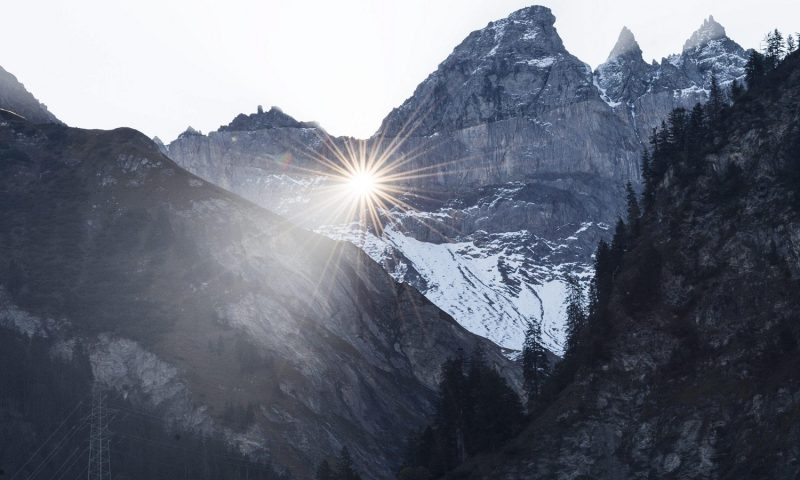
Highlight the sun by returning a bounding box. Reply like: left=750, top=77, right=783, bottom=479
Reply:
left=283, top=120, right=446, bottom=236
left=348, top=170, right=378, bottom=199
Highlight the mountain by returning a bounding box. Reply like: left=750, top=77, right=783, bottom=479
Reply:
left=0, top=64, right=60, bottom=124
left=0, top=109, right=519, bottom=479
left=450, top=50, right=800, bottom=479
left=164, top=8, right=750, bottom=356
left=593, top=27, right=652, bottom=106
left=595, top=16, right=749, bottom=140
left=165, top=107, right=340, bottom=226
left=377, top=5, right=639, bottom=191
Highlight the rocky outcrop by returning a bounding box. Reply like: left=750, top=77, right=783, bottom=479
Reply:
left=0, top=110, right=519, bottom=479
left=0, top=64, right=60, bottom=124
left=594, top=27, right=651, bottom=106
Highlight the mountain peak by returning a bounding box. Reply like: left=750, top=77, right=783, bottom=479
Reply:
left=683, top=15, right=727, bottom=51
left=219, top=106, right=316, bottom=132
left=177, top=126, right=203, bottom=140
left=506, top=5, right=555, bottom=26
left=480, top=4, right=560, bottom=53
left=608, top=26, right=643, bottom=60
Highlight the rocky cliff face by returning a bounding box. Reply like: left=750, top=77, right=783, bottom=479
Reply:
left=0, top=64, right=60, bottom=124
left=377, top=5, right=640, bottom=192
left=452, top=51, right=800, bottom=480
left=0, top=110, right=519, bottom=479
left=164, top=7, right=750, bottom=356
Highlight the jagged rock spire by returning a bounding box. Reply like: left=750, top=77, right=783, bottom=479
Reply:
left=683, top=15, right=727, bottom=51
left=608, top=26, right=643, bottom=61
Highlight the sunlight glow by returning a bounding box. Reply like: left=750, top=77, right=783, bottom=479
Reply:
left=269, top=95, right=471, bottom=246
left=348, top=170, right=379, bottom=199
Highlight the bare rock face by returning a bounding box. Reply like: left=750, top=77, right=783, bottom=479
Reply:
left=0, top=65, right=60, bottom=124
left=376, top=5, right=640, bottom=193
left=594, top=27, right=652, bottom=105
left=0, top=110, right=519, bottom=479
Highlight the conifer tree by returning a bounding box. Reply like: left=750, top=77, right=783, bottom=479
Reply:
left=667, top=107, right=689, bottom=144
left=625, top=182, right=640, bottom=227
left=435, top=356, right=468, bottom=466
left=765, top=29, right=786, bottom=69
left=706, top=73, right=724, bottom=129
left=686, top=103, right=707, bottom=172
left=563, top=273, right=587, bottom=355
left=746, top=50, right=766, bottom=88
left=335, top=447, right=362, bottom=480
left=729, top=78, right=745, bottom=102
left=610, top=218, right=628, bottom=272
left=467, top=353, right=523, bottom=453
left=591, top=240, right=614, bottom=316
left=522, top=319, right=549, bottom=406
left=787, top=33, right=797, bottom=54
left=405, top=351, right=524, bottom=475
left=316, top=460, right=334, bottom=480
left=641, top=148, right=655, bottom=211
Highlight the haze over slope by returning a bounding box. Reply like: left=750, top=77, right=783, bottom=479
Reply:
left=0, top=108, right=518, bottom=479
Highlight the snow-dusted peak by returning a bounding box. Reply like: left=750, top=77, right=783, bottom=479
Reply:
left=505, top=5, right=556, bottom=26
left=377, top=4, right=591, bottom=137
left=608, top=26, right=643, bottom=61
left=683, top=15, right=727, bottom=51
left=478, top=4, right=563, bottom=57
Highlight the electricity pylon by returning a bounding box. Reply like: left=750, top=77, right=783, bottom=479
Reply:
left=87, top=382, right=111, bottom=480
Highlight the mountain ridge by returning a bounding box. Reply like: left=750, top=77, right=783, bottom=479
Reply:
left=0, top=109, right=519, bottom=479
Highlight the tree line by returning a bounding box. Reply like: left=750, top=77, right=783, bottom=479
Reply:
left=395, top=347, right=524, bottom=480
left=746, top=29, right=798, bottom=88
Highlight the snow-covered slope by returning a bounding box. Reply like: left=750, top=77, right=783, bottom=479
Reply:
left=320, top=220, right=600, bottom=355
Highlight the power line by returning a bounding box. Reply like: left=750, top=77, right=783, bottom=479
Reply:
left=49, top=444, right=90, bottom=480
left=22, top=415, right=90, bottom=480
left=9, top=397, right=86, bottom=480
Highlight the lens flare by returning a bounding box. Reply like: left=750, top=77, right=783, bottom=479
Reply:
left=268, top=90, right=471, bottom=250
left=348, top=170, right=378, bottom=199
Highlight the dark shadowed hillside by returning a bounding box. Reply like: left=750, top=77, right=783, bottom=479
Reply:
left=0, top=111, right=519, bottom=479
left=449, top=50, right=800, bottom=479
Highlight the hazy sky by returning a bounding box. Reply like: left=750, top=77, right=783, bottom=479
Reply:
left=1, top=1, right=797, bottom=140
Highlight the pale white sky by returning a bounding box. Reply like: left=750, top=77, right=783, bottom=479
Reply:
left=1, top=1, right=797, bottom=141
